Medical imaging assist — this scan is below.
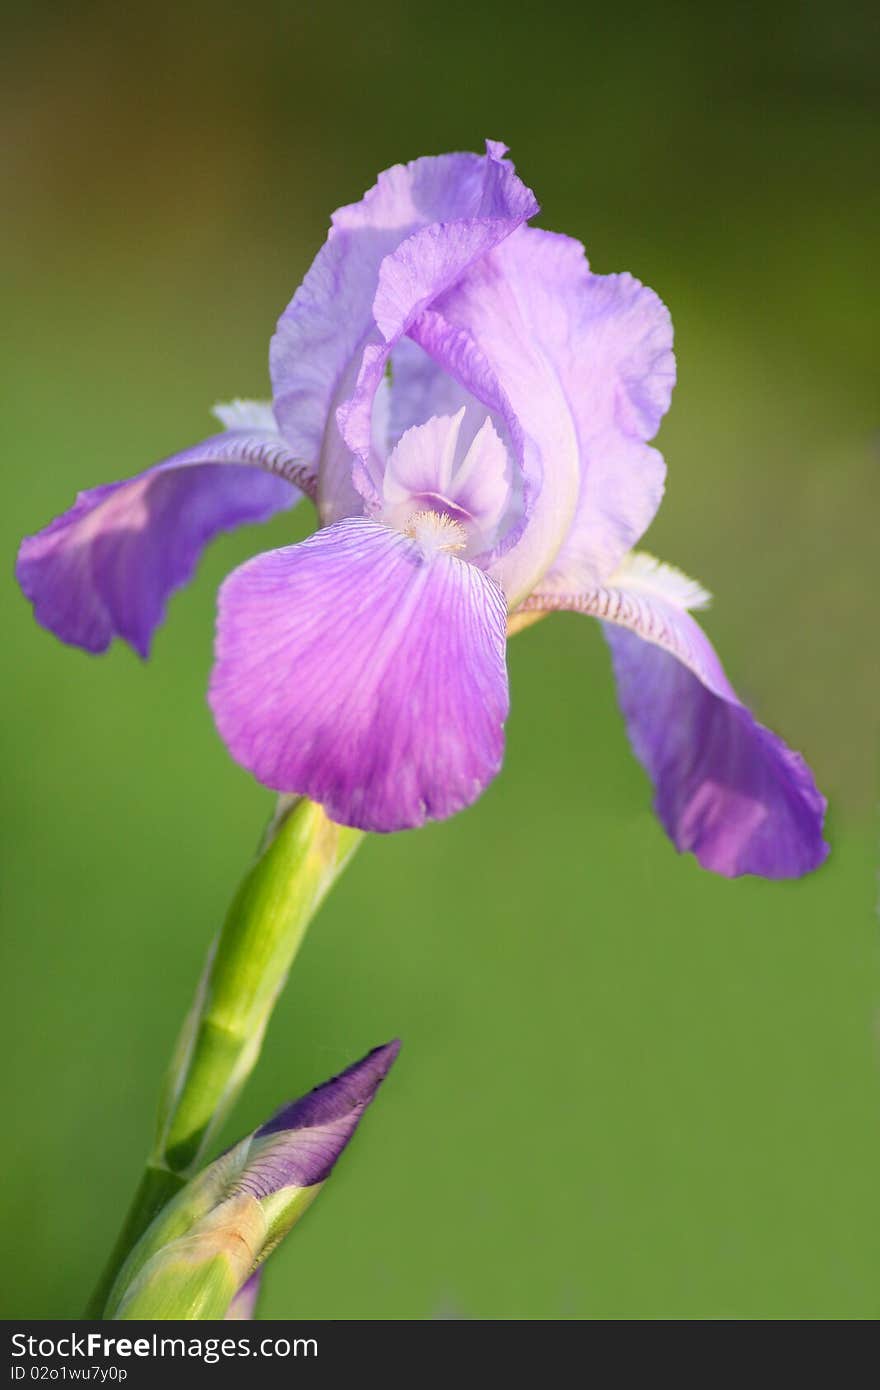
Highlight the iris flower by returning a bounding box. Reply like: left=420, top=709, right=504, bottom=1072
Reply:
left=16, top=141, right=827, bottom=877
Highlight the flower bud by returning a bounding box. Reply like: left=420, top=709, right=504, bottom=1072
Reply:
left=107, top=1041, right=400, bottom=1320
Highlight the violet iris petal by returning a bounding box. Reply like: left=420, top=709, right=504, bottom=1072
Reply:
left=16, top=424, right=303, bottom=657
left=209, top=517, right=509, bottom=831
left=524, top=558, right=828, bottom=878
left=270, top=140, right=538, bottom=523
left=412, top=227, right=675, bottom=605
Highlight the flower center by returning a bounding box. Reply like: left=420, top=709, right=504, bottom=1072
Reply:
left=380, top=408, right=513, bottom=563
left=404, top=509, right=468, bottom=555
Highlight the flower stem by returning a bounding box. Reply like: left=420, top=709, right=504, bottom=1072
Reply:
left=86, top=796, right=362, bottom=1317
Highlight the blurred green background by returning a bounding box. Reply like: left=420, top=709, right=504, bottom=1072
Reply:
left=2, top=0, right=878, bottom=1320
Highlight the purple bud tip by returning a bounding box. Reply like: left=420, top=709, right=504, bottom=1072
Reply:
left=240, top=1041, right=401, bottom=1195
left=226, top=1270, right=263, bottom=1321
left=257, top=1040, right=401, bottom=1139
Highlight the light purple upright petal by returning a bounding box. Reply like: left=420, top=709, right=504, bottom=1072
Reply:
left=405, top=309, right=530, bottom=567
left=270, top=141, right=537, bottom=522
left=413, top=227, right=674, bottom=604
left=340, top=196, right=537, bottom=508
left=524, top=558, right=828, bottom=878
left=387, top=335, right=484, bottom=444
left=209, top=517, right=510, bottom=831
left=16, top=430, right=306, bottom=657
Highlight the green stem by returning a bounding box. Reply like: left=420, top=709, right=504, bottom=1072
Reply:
left=88, top=1165, right=188, bottom=1317
left=87, top=796, right=362, bottom=1317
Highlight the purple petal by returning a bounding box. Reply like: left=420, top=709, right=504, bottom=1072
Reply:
left=525, top=557, right=828, bottom=878
left=270, top=141, right=537, bottom=523
left=388, top=335, right=485, bottom=445
left=384, top=340, right=524, bottom=568
left=239, top=1042, right=401, bottom=1196
left=225, top=1270, right=262, bottom=1321
left=412, top=228, right=674, bottom=604
left=405, top=310, right=530, bottom=568
left=258, top=1042, right=400, bottom=1139
left=340, top=197, right=538, bottom=508
left=16, top=429, right=306, bottom=657
left=209, top=517, right=510, bottom=830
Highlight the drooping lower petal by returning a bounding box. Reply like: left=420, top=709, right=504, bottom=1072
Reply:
left=524, top=555, right=828, bottom=878
left=16, top=427, right=306, bottom=657
left=210, top=517, right=510, bottom=831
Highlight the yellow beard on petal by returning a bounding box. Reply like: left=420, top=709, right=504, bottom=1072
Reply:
left=404, top=509, right=468, bottom=556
